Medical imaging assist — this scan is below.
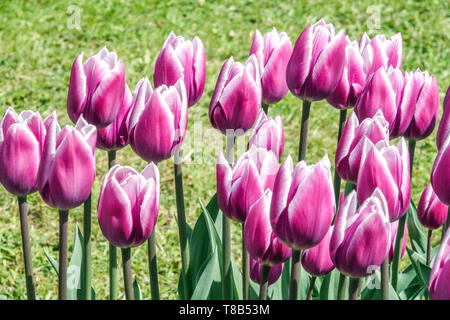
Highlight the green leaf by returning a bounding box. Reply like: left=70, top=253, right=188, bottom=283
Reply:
left=360, top=270, right=400, bottom=300
left=319, top=269, right=341, bottom=300
left=133, top=278, right=142, bottom=300
left=344, top=181, right=356, bottom=196
left=406, top=247, right=431, bottom=288
left=406, top=201, right=427, bottom=255
left=280, top=258, right=291, bottom=300
left=191, top=249, right=220, bottom=300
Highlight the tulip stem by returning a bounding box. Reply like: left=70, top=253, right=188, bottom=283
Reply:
left=17, top=196, right=36, bottom=300
left=262, top=103, right=269, bottom=115
left=242, top=225, right=249, bottom=300
left=298, top=100, right=311, bottom=162
left=337, top=273, right=347, bottom=300
left=408, top=139, right=416, bottom=175
left=381, top=256, right=389, bottom=300
left=348, top=277, right=360, bottom=300
left=391, top=214, right=406, bottom=290
left=289, top=249, right=302, bottom=300
left=121, top=247, right=134, bottom=300
left=426, top=229, right=432, bottom=266
left=58, top=209, right=69, bottom=300
left=443, top=207, right=450, bottom=238
left=107, top=150, right=118, bottom=300
left=307, top=276, right=316, bottom=300
left=148, top=232, right=160, bottom=300
left=82, top=193, right=92, bottom=300
left=333, top=109, right=347, bottom=203
left=259, top=265, right=271, bottom=300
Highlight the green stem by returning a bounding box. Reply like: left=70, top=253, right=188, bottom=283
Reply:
left=348, top=277, right=360, bottom=300
left=242, top=225, right=249, bottom=300
left=17, top=196, right=36, bottom=300
left=337, top=273, right=347, bottom=300
left=289, top=249, right=302, bottom=300
left=426, top=229, right=432, bottom=266
left=333, top=109, right=347, bottom=203
left=391, top=215, right=406, bottom=290
left=82, top=193, right=92, bottom=300
left=58, top=209, right=69, bottom=300
left=381, top=256, right=389, bottom=300
left=148, top=232, right=160, bottom=300
left=121, top=247, right=134, bottom=300
left=259, top=265, right=270, bottom=300
left=297, top=100, right=311, bottom=162
left=443, top=207, right=450, bottom=239
left=107, top=150, right=118, bottom=300
left=262, top=103, right=269, bottom=115
left=307, top=276, right=316, bottom=300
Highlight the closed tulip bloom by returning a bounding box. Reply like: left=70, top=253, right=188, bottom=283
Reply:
left=98, top=163, right=160, bottom=248
left=0, top=108, right=46, bottom=195
left=244, top=191, right=292, bottom=266
left=270, top=155, right=335, bottom=250
left=335, top=111, right=389, bottom=183
left=429, top=229, right=450, bottom=300
left=388, top=220, right=407, bottom=262
left=247, top=111, right=284, bottom=159
left=250, top=28, right=292, bottom=104
left=67, top=47, right=126, bottom=128
left=331, top=189, right=391, bottom=278
left=250, top=258, right=283, bottom=285
left=431, top=134, right=450, bottom=206
left=154, top=32, right=206, bottom=107
left=209, top=55, right=261, bottom=135
left=357, top=138, right=411, bottom=221
left=217, top=146, right=278, bottom=223
left=359, top=32, right=402, bottom=75
left=286, top=19, right=346, bottom=101
left=128, top=77, right=188, bottom=163
left=301, top=226, right=334, bottom=276
left=38, top=113, right=96, bottom=210
left=417, top=184, right=448, bottom=229
left=435, top=86, right=450, bottom=150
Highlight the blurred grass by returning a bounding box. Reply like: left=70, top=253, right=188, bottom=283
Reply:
left=0, top=0, right=448, bottom=299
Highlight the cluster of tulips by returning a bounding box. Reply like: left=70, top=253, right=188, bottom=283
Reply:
left=1, top=18, right=449, bottom=300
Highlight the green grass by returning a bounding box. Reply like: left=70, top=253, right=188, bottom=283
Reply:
left=0, top=0, right=448, bottom=299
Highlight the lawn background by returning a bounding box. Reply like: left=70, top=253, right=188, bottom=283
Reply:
left=0, top=0, right=448, bottom=299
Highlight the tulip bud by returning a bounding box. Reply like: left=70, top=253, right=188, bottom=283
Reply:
left=359, top=32, right=402, bottom=75
left=335, top=111, right=389, bottom=183
left=429, top=229, right=450, bottom=300
left=247, top=111, right=284, bottom=159
left=301, top=226, right=334, bottom=276
left=431, top=134, right=450, bottom=206
left=37, top=113, right=96, bottom=210
left=357, top=138, right=411, bottom=221
left=98, top=163, right=159, bottom=248
left=270, top=155, right=335, bottom=250
left=67, top=47, right=127, bottom=128
left=250, top=28, right=292, bottom=104
left=417, top=184, right=448, bottom=230
left=388, top=220, right=407, bottom=262
left=154, top=32, right=206, bottom=107
left=435, top=86, right=450, bottom=150
left=128, top=77, right=188, bottom=163
left=250, top=258, right=283, bottom=285
left=331, top=189, right=391, bottom=277
left=209, top=55, right=261, bottom=135
left=286, top=19, right=346, bottom=101
left=217, top=146, right=278, bottom=223
left=0, top=108, right=46, bottom=195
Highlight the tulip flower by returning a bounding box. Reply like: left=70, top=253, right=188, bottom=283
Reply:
left=217, top=146, right=278, bottom=223
left=97, top=163, right=160, bottom=248
left=286, top=19, right=346, bottom=101
left=335, top=111, right=389, bottom=183
left=270, top=155, right=335, bottom=250
left=67, top=47, right=127, bottom=128
left=417, top=184, right=448, bottom=230
left=388, top=220, right=407, bottom=262
left=209, top=55, right=261, bottom=135
left=127, top=77, right=188, bottom=163
left=0, top=108, right=46, bottom=195
left=357, top=138, right=411, bottom=221
left=250, top=258, right=283, bottom=285
left=436, top=86, right=450, bottom=150
left=429, top=229, right=450, bottom=300
left=154, top=32, right=206, bottom=107
left=301, top=226, right=334, bottom=276
left=250, top=28, right=292, bottom=104
left=247, top=111, right=284, bottom=159
left=37, top=113, right=96, bottom=210
left=331, top=189, right=391, bottom=278
left=431, top=134, right=450, bottom=206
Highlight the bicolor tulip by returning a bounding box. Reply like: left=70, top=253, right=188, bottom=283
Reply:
left=154, top=32, right=206, bottom=107
left=286, top=19, right=346, bottom=101
left=37, top=113, right=96, bottom=210
left=247, top=111, right=284, bottom=159
left=244, top=191, right=291, bottom=266
left=217, top=146, right=278, bottom=223
left=357, top=138, right=411, bottom=221
left=417, top=183, right=448, bottom=230
left=359, top=32, right=402, bottom=75
left=301, top=226, right=334, bottom=276
left=331, top=189, right=391, bottom=278
left=388, top=220, right=407, bottom=262
left=250, top=28, right=292, bottom=104
left=429, top=229, right=450, bottom=300
left=250, top=258, right=283, bottom=285
left=270, top=155, right=335, bottom=250
left=128, top=77, right=188, bottom=163
left=0, top=108, right=46, bottom=196
left=67, top=47, right=126, bottom=128
left=209, top=55, right=261, bottom=135
left=335, top=111, right=389, bottom=183
left=431, top=134, right=450, bottom=206
left=435, top=86, right=450, bottom=150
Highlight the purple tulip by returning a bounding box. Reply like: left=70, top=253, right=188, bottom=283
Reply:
left=417, top=184, right=448, bottom=230
left=250, top=28, right=292, bottom=104
left=154, top=32, right=206, bottom=107
left=0, top=108, right=46, bottom=196
left=250, top=258, right=283, bottom=285
left=209, top=55, right=261, bottom=135
left=247, top=111, right=284, bottom=159
left=98, top=163, right=159, bottom=248
left=301, top=226, right=335, bottom=276
left=431, top=135, right=450, bottom=206
left=37, top=113, right=96, bottom=210
left=435, top=86, right=450, bottom=150
left=96, top=84, right=132, bottom=151
left=335, top=111, right=389, bottom=183
left=331, top=189, right=391, bottom=278
left=388, top=220, right=407, bottom=262
left=357, top=138, right=411, bottom=221
left=217, top=146, right=278, bottom=223
left=429, top=229, right=450, bottom=300
left=127, top=77, right=188, bottom=163
left=286, top=19, right=346, bottom=101
left=67, top=47, right=127, bottom=128
left=270, top=155, right=335, bottom=250
left=244, top=191, right=292, bottom=266
left=359, top=32, right=402, bottom=75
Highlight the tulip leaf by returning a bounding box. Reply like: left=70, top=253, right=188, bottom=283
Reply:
left=319, top=269, right=341, bottom=300
left=190, top=249, right=220, bottom=300
left=360, top=270, right=400, bottom=300
left=344, top=181, right=356, bottom=196
left=280, top=258, right=291, bottom=300
left=133, top=278, right=142, bottom=300
left=406, top=247, right=431, bottom=289
left=406, top=201, right=427, bottom=255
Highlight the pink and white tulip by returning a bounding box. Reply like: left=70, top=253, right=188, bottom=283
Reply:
left=250, top=258, right=283, bottom=285
left=429, top=229, right=450, bottom=300
left=431, top=134, right=450, bottom=206
left=301, top=226, right=335, bottom=276
left=417, top=183, right=448, bottom=230
left=359, top=32, right=402, bottom=75
left=435, top=86, right=450, bottom=150
left=247, top=111, right=284, bottom=159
